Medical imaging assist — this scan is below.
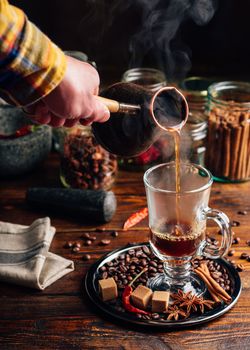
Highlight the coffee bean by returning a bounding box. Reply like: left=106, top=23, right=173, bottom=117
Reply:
left=228, top=249, right=235, bottom=256
left=85, top=240, right=92, bottom=246
left=149, top=267, right=157, bottom=273
left=211, top=272, right=222, bottom=279
left=89, top=236, right=96, bottom=241
left=240, top=252, right=248, bottom=259
left=64, top=241, right=73, bottom=248
left=149, top=261, right=158, bottom=268
left=74, top=242, right=81, bottom=248
left=128, top=249, right=135, bottom=256
left=236, top=264, right=245, bottom=272
left=231, top=220, right=240, bottom=227
left=82, top=232, right=90, bottom=239
left=232, top=237, right=240, bottom=244
left=111, top=231, right=119, bottom=237
left=125, top=255, right=131, bottom=263
left=135, top=250, right=143, bottom=258
left=72, top=246, right=80, bottom=253
left=101, top=271, right=108, bottom=279
left=246, top=256, right=250, bottom=262
left=142, top=246, right=151, bottom=255
left=100, top=239, right=111, bottom=246
left=120, top=265, right=127, bottom=273
left=82, top=254, right=90, bottom=261
left=238, top=210, right=247, bottom=215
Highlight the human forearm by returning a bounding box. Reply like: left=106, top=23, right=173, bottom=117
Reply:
left=0, top=0, right=66, bottom=106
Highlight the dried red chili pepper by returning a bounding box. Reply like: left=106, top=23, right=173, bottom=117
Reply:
left=0, top=125, right=32, bottom=139
left=123, top=207, right=148, bottom=230
left=122, top=268, right=150, bottom=315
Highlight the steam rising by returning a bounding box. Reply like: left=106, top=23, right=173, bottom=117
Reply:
left=130, top=0, right=217, bottom=80
left=80, top=0, right=217, bottom=80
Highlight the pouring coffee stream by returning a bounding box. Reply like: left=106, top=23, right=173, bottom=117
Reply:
left=93, top=82, right=189, bottom=232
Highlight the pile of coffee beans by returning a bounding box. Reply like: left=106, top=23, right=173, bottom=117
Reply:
left=99, top=246, right=163, bottom=290
left=99, top=245, right=234, bottom=294
left=61, top=129, right=117, bottom=190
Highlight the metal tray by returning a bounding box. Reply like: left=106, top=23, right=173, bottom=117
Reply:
left=85, top=243, right=242, bottom=329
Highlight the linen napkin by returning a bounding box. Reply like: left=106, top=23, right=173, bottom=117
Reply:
left=0, top=217, right=74, bottom=290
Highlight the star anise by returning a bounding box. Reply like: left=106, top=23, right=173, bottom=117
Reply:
left=187, top=295, right=214, bottom=314
left=172, top=289, right=214, bottom=315
left=166, top=305, right=188, bottom=321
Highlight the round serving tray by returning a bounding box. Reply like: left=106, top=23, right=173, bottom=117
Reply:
left=85, top=243, right=242, bottom=329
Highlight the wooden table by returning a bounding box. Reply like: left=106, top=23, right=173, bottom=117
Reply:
left=0, top=152, right=249, bottom=350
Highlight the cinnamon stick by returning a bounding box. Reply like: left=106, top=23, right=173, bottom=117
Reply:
left=214, top=120, right=223, bottom=176
left=236, top=118, right=249, bottom=180
left=222, top=126, right=231, bottom=178
left=242, top=120, right=249, bottom=179
left=230, top=124, right=242, bottom=180
left=195, top=266, right=232, bottom=303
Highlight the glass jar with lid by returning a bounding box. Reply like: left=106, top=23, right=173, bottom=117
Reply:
left=119, top=67, right=168, bottom=170
left=59, top=125, right=117, bottom=190
left=179, top=76, right=215, bottom=166
left=205, top=81, right=250, bottom=182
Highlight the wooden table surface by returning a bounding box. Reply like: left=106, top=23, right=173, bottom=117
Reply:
left=0, top=152, right=250, bottom=350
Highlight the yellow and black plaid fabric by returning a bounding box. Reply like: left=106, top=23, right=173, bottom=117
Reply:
left=0, top=0, right=66, bottom=106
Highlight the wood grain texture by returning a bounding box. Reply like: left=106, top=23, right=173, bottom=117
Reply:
left=0, top=153, right=249, bottom=350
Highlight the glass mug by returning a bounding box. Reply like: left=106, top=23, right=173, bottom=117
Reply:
left=143, top=162, right=232, bottom=295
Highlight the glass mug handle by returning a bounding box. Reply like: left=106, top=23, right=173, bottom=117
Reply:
left=201, top=207, right=232, bottom=259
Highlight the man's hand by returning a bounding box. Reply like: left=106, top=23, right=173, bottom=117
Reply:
left=23, top=55, right=110, bottom=127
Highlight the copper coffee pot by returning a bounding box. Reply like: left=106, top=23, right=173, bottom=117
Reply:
left=93, top=82, right=189, bottom=157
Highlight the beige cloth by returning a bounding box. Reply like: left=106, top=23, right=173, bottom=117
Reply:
left=0, top=217, right=74, bottom=290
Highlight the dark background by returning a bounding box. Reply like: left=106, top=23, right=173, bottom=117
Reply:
left=10, top=0, right=250, bottom=84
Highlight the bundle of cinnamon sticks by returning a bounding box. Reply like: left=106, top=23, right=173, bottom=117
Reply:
left=195, top=263, right=232, bottom=303
left=205, top=106, right=250, bottom=181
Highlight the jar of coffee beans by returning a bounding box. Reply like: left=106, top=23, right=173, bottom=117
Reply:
left=59, top=125, right=117, bottom=190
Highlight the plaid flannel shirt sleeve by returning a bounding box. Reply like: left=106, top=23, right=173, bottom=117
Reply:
left=0, top=0, right=66, bottom=106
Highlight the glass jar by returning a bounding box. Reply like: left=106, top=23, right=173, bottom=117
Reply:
left=122, top=68, right=167, bottom=92
left=205, top=81, right=250, bottom=182
left=179, top=77, right=215, bottom=166
left=119, top=67, right=168, bottom=170
left=59, top=126, right=117, bottom=190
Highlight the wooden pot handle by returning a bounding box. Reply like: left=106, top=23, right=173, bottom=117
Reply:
left=95, top=96, right=120, bottom=113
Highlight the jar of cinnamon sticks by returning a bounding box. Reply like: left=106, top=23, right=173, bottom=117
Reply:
left=205, top=81, right=250, bottom=182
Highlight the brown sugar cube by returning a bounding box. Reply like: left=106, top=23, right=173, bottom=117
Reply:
left=130, top=285, right=153, bottom=309
left=152, top=291, right=170, bottom=313
left=98, top=277, right=118, bottom=301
